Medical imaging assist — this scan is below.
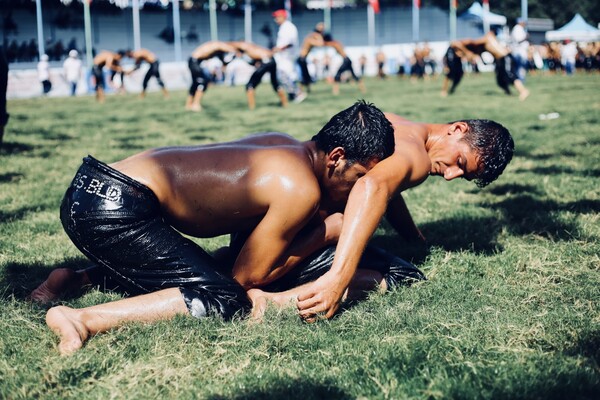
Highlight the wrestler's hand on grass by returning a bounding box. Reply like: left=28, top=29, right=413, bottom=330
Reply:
left=296, top=275, right=345, bottom=322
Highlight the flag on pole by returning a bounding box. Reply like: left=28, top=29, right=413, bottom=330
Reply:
left=368, top=0, right=380, bottom=14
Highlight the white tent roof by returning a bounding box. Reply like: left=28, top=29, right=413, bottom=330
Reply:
left=545, top=13, right=600, bottom=42
left=460, top=2, right=507, bottom=26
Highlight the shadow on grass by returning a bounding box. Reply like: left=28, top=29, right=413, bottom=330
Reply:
left=486, top=183, right=542, bottom=196
left=0, top=172, right=24, bottom=183
left=0, top=141, right=35, bottom=155
left=0, top=259, right=86, bottom=301
left=0, top=202, right=54, bottom=223
left=189, top=134, right=216, bottom=142
left=565, top=328, right=600, bottom=365
left=490, top=195, right=586, bottom=240
left=209, top=378, right=349, bottom=400
left=421, top=215, right=503, bottom=255
left=520, top=165, right=600, bottom=177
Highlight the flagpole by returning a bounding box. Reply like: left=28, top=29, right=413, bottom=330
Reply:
left=83, top=0, right=93, bottom=67
left=412, top=0, right=419, bottom=42
left=367, top=4, right=375, bottom=48
left=35, top=0, right=45, bottom=58
left=132, top=0, right=141, bottom=50
left=209, top=0, right=218, bottom=41
left=324, top=0, right=331, bottom=32
left=244, top=0, right=252, bottom=42
left=172, top=0, right=182, bottom=61
left=449, top=0, right=457, bottom=41
left=521, top=0, right=528, bottom=28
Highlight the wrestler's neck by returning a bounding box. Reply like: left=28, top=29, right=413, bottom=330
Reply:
left=424, top=124, right=449, bottom=153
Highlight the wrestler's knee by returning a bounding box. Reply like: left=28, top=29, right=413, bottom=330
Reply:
left=179, top=287, right=251, bottom=321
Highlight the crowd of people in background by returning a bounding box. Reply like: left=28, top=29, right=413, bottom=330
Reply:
left=4, top=14, right=600, bottom=102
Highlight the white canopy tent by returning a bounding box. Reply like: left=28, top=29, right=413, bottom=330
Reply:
left=545, top=13, right=600, bottom=42
left=459, top=2, right=507, bottom=26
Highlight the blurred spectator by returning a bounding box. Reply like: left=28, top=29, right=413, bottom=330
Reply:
left=37, top=54, right=52, bottom=95
left=510, top=18, right=529, bottom=81
left=376, top=50, right=386, bottom=79
left=561, top=40, right=577, bottom=75
left=546, top=42, right=562, bottom=74
left=359, top=54, right=367, bottom=77
left=63, top=49, right=82, bottom=96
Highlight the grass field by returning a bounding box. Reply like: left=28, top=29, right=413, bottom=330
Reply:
left=1, top=72, right=599, bottom=399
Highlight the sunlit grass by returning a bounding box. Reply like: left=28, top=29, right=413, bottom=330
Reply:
left=1, top=72, right=599, bottom=399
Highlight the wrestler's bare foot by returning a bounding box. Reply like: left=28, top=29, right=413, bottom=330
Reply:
left=248, top=289, right=268, bottom=321
left=186, top=104, right=201, bottom=112
left=247, top=288, right=296, bottom=321
left=519, top=89, right=530, bottom=101
left=29, top=268, right=81, bottom=304
left=46, top=306, right=89, bottom=355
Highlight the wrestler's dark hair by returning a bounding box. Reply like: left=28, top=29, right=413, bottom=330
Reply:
left=456, top=119, right=514, bottom=188
left=312, top=100, right=395, bottom=164
left=117, top=50, right=126, bottom=57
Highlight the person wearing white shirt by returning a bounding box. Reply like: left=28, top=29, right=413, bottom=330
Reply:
left=510, top=18, right=529, bottom=81
left=37, top=54, right=52, bottom=95
left=560, top=40, right=577, bottom=75
left=272, top=9, right=306, bottom=103
left=63, top=50, right=82, bottom=96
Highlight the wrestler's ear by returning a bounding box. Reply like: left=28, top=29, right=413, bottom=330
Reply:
left=448, top=121, right=469, bottom=136
left=327, top=147, right=346, bottom=168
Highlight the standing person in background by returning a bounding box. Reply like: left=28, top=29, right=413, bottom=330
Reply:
left=376, top=50, right=387, bottom=79
left=125, top=48, right=169, bottom=99
left=0, top=45, right=8, bottom=148
left=510, top=18, right=529, bottom=82
left=63, top=50, right=82, bottom=97
left=38, top=54, right=52, bottom=95
left=359, top=54, right=367, bottom=77
left=272, top=9, right=306, bottom=103
left=561, top=40, right=577, bottom=75
left=186, top=41, right=236, bottom=112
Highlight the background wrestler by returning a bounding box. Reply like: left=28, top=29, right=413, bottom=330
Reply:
left=327, top=39, right=366, bottom=96
left=125, top=48, right=168, bottom=98
left=186, top=41, right=236, bottom=111
left=229, top=41, right=288, bottom=110
left=297, top=22, right=327, bottom=92
left=34, top=101, right=395, bottom=355
left=450, top=31, right=530, bottom=101
left=91, top=50, right=127, bottom=103
left=440, top=42, right=472, bottom=97
left=291, top=113, right=515, bottom=322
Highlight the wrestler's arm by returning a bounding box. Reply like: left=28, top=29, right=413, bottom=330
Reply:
left=294, top=152, right=409, bottom=319
left=451, top=39, right=479, bottom=60
left=296, top=140, right=429, bottom=320
left=385, top=194, right=426, bottom=243
left=232, top=166, right=321, bottom=289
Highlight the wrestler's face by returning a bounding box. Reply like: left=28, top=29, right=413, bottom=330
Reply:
left=323, top=149, right=378, bottom=205
left=429, top=123, right=481, bottom=181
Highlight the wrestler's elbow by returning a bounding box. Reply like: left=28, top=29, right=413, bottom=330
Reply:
left=234, top=270, right=270, bottom=289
